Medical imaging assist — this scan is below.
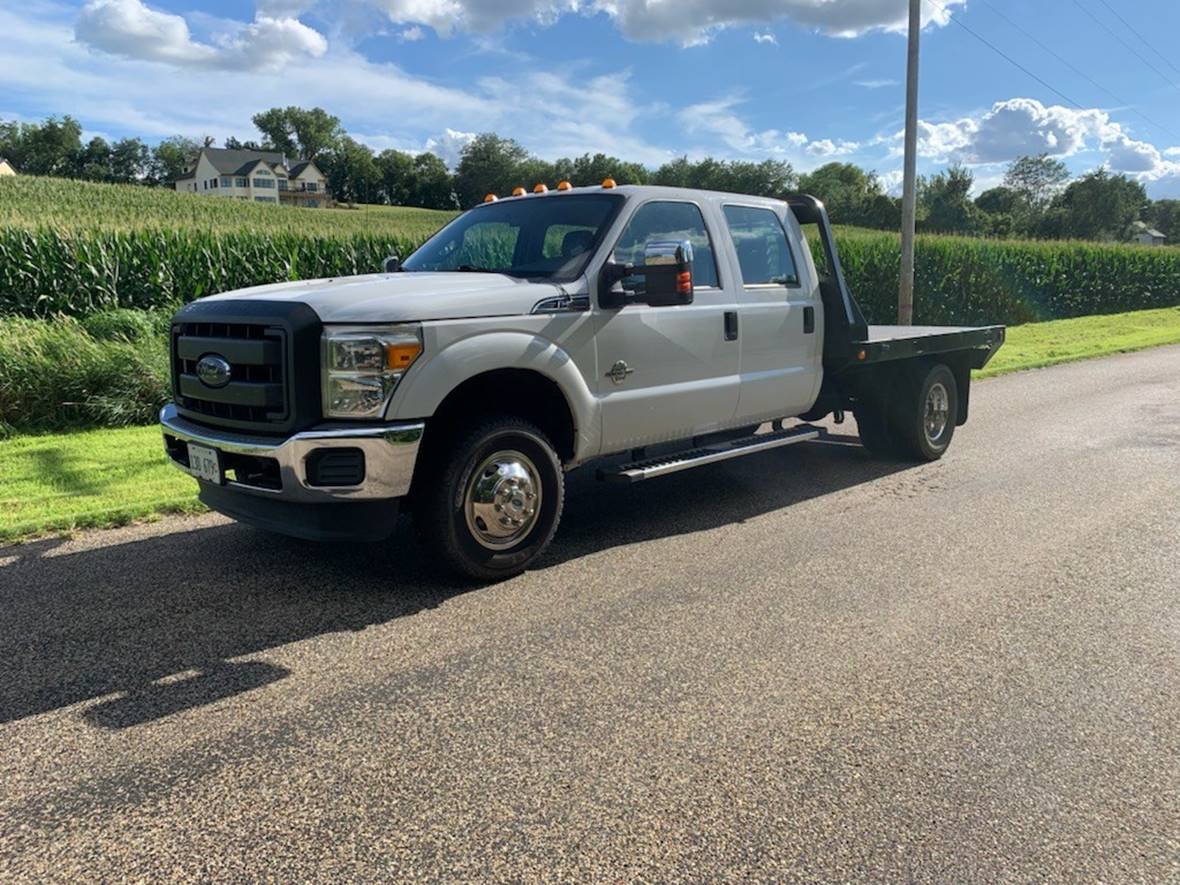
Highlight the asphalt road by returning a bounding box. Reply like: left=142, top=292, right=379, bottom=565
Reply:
left=2, top=347, right=1179, bottom=881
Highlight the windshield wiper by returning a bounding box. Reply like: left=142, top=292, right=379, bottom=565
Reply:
left=455, top=264, right=501, bottom=274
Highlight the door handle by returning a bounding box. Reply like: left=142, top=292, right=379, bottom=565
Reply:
left=724, top=311, right=739, bottom=341
left=803, top=306, right=815, bottom=334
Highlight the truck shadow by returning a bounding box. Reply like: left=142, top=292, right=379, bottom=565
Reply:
left=0, top=437, right=908, bottom=728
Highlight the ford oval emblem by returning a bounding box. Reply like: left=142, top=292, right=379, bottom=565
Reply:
left=196, top=354, right=232, bottom=389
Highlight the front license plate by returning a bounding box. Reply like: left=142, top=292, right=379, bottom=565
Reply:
left=187, top=443, right=222, bottom=484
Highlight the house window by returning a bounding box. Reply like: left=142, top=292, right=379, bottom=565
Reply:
left=254, top=196, right=277, bottom=203
left=210, top=178, right=218, bottom=189
left=253, top=177, right=276, bottom=188
left=220, top=176, right=233, bottom=188
left=235, top=177, right=248, bottom=188
left=278, top=179, right=289, bottom=191
left=304, top=182, right=318, bottom=193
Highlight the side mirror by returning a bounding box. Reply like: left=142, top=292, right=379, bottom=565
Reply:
left=599, top=239, right=694, bottom=308
left=383, top=254, right=401, bottom=273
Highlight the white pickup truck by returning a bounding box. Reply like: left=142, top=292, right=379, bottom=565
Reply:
left=161, top=184, right=1004, bottom=579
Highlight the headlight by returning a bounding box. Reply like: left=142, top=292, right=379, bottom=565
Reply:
left=321, top=326, right=423, bottom=419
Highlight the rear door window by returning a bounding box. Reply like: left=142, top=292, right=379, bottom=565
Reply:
left=723, top=205, right=799, bottom=287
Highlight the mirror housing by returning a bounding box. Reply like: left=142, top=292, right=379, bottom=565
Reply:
left=383, top=254, right=401, bottom=273
left=599, top=239, right=695, bottom=308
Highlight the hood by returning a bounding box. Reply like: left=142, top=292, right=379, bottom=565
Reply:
left=200, top=272, right=564, bottom=323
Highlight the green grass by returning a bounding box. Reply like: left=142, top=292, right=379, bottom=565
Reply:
left=979, top=306, right=1180, bottom=376
left=3, top=307, right=1179, bottom=544
left=0, top=425, right=202, bottom=542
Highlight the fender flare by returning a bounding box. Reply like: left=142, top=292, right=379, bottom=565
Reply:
left=388, top=330, right=601, bottom=462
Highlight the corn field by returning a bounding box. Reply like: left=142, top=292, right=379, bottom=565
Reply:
left=2, top=175, right=1179, bottom=323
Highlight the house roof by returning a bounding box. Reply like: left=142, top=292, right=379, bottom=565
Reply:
left=288, top=161, right=316, bottom=177
left=201, top=147, right=287, bottom=175
left=1144, top=228, right=1166, bottom=239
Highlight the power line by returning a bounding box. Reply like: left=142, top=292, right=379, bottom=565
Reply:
left=925, top=0, right=1088, bottom=110
left=1091, top=0, right=1180, bottom=80
left=1070, top=0, right=1180, bottom=96
left=972, top=0, right=1180, bottom=143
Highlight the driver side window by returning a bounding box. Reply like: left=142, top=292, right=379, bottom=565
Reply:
left=611, top=201, right=719, bottom=288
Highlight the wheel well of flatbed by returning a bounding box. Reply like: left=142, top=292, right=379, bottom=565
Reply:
left=830, top=353, right=974, bottom=426
left=423, top=369, right=578, bottom=463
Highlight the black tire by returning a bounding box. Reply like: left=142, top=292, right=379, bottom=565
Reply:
left=854, top=403, right=898, bottom=457
left=415, top=417, right=564, bottom=582
left=892, top=363, right=959, bottom=462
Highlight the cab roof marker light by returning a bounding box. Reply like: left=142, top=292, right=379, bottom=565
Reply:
left=557, top=180, right=573, bottom=191
left=512, top=186, right=526, bottom=196
left=602, top=177, right=617, bottom=189
left=484, top=193, right=498, bottom=203
left=533, top=183, right=549, bottom=193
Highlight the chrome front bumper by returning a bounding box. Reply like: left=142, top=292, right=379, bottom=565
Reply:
left=160, top=403, right=424, bottom=502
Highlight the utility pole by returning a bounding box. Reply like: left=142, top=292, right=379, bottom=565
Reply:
left=898, top=0, right=921, bottom=325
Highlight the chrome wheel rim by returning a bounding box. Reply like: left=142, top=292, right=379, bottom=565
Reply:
left=464, top=450, right=543, bottom=551
left=924, top=381, right=950, bottom=445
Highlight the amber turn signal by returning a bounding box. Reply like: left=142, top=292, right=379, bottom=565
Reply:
left=386, top=341, right=423, bottom=370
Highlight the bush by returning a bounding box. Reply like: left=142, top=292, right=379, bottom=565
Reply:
left=81, top=307, right=166, bottom=342
left=0, top=316, right=170, bottom=434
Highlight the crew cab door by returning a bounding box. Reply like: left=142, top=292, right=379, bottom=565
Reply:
left=592, top=199, right=740, bottom=452
left=723, top=204, right=822, bottom=423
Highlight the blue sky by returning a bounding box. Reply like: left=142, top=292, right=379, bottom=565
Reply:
left=3, top=0, right=1180, bottom=196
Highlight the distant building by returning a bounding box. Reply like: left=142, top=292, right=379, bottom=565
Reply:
left=0, top=158, right=16, bottom=176
left=174, top=147, right=330, bottom=208
left=1133, top=221, right=1167, bottom=247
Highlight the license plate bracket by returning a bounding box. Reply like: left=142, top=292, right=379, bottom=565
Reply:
left=187, top=443, right=222, bottom=484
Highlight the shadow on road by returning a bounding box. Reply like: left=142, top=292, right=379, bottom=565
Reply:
left=0, top=436, right=909, bottom=728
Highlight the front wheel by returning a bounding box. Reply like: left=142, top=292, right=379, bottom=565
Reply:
left=415, top=417, right=565, bottom=581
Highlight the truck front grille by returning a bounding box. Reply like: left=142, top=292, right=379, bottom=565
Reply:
left=173, top=321, right=288, bottom=427
left=169, top=300, right=322, bottom=435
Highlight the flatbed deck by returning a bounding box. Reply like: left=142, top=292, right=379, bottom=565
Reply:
left=856, top=324, right=1005, bottom=370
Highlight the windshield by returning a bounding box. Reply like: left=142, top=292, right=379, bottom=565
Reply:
left=402, top=194, right=624, bottom=281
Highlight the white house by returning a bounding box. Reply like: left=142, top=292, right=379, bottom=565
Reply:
left=0, top=158, right=16, bottom=176
left=174, top=147, right=329, bottom=208
left=1133, top=221, right=1167, bottom=247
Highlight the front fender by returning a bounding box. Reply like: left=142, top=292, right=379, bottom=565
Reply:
left=387, top=327, right=601, bottom=462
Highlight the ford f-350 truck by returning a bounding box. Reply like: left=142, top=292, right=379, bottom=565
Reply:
left=161, top=184, right=1004, bottom=579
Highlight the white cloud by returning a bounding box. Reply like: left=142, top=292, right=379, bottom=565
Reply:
left=753, top=31, right=777, bottom=44
left=678, top=95, right=857, bottom=167
left=806, top=137, right=859, bottom=157
left=398, top=24, right=425, bottom=40
left=424, top=128, right=477, bottom=166
left=854, top=78, right=898, bottom=89
left=873, top=97, right=1180, bottom=186
left=362, top=0, right=965, bottom=44
left=75, top=0, right=326, bottom=71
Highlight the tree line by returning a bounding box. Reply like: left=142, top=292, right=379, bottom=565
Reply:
left=3, top=108, right=1176, bottom=245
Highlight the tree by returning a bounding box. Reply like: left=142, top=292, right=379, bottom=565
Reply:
left=453, top=134, right=531, bottom=207
left=322, top=136, right=381, bottom=204
left=3, top=116, right=84, bottom=176
left=78, top=136, right=113, bottom=181
left=1144, top=199, right=1180, bottom=244
left=411, top=152, right=455, bottom=209
left=109, top=137, right=150, bottom=183
left=1042, top=168, right=1147, bottom=241
left=975, top=186, right=1022, bottom=217
left=920, top=163, right=980, bottom=234
left=224, top=136, right=265, bottom=151
left=148, top=136, right=200, bottom=186
left=797, top=162, right=885, bottom=226
left=566, top=153, right=647, bottom=186
left=251, top=106, right=342, bottom=160
left=1004, top=153, right=1069, bottom=210
left=376, top=148, right=416, bottom=206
